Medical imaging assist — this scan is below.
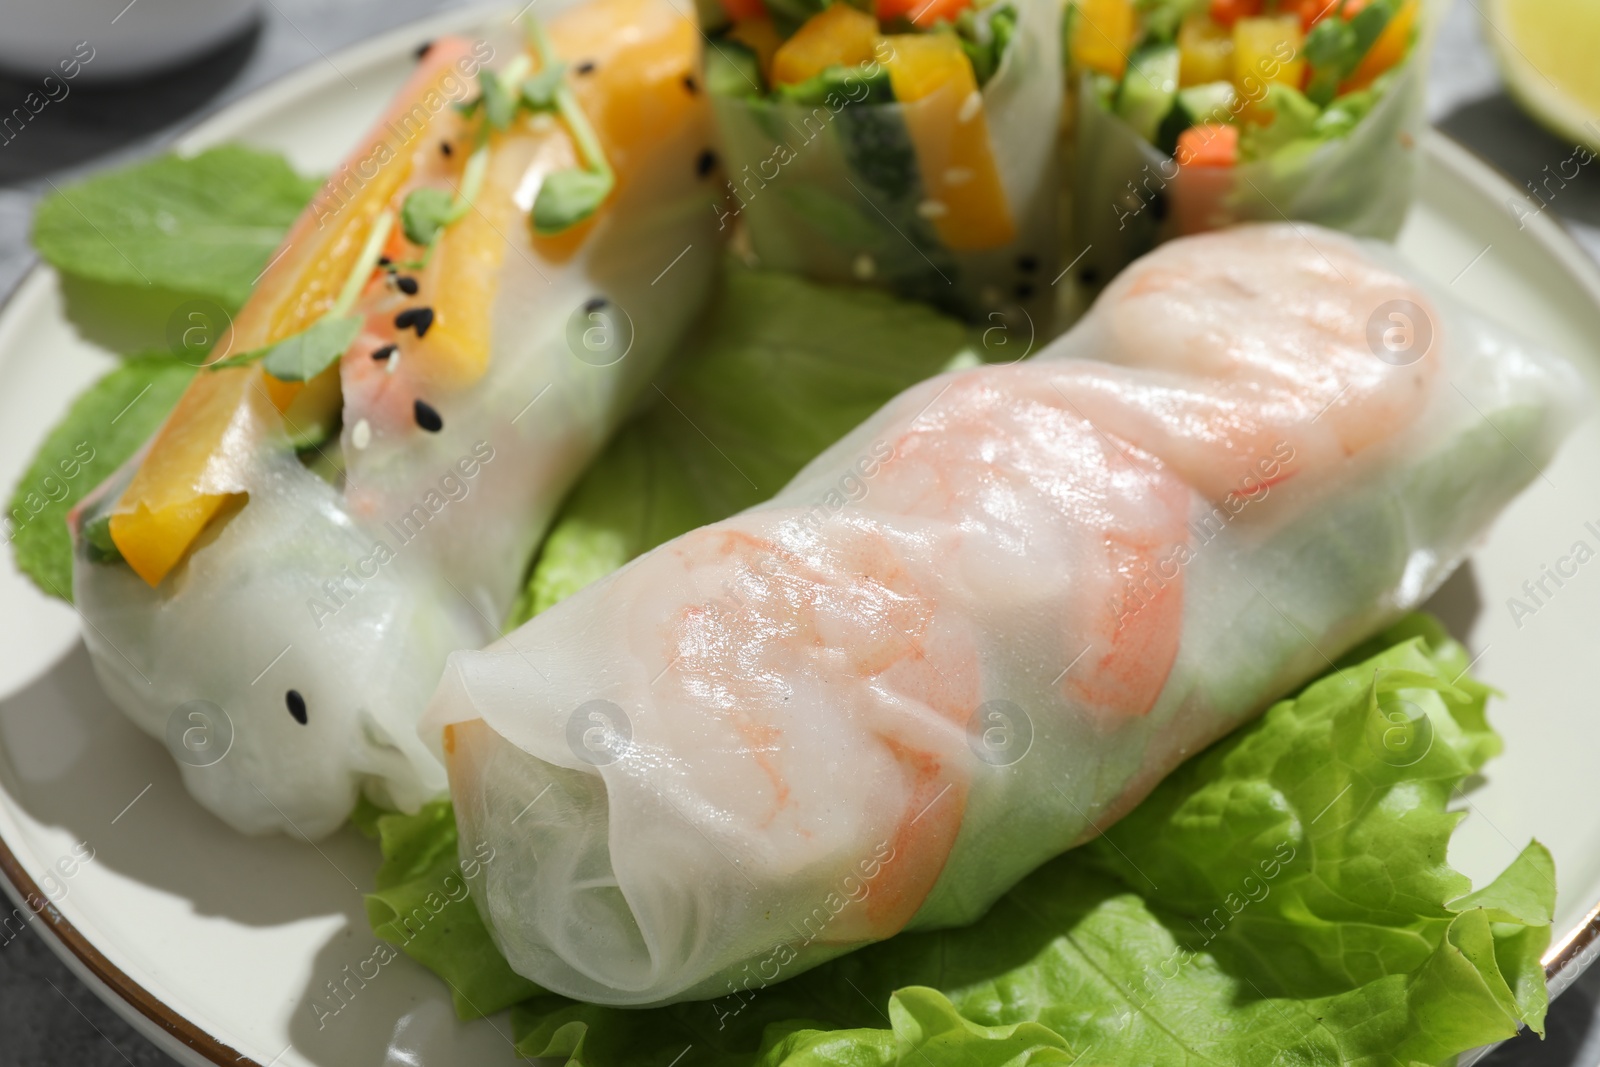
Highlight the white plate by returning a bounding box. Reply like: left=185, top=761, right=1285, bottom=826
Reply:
left=1, top=8, right=1599, bottom=1065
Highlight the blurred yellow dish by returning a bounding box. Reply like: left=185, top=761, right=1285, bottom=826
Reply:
left=1486, top=0, right=1600, bottom=151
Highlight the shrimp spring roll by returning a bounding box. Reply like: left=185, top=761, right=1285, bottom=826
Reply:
left=1065, top=0, right=1437, bottom=308
left=701, top=0, right=1062, bottom=323
left=69, top=0, right=721, bottom=838
left=424, top=223, right=1582, bottom=1005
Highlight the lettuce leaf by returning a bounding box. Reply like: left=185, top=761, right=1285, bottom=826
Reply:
left=12, top=145, right=319, bottom=598
left=363, top=616, right=1552, bottom=1066
left=360, top=799, right=544, bottom=1019
left=31, top=145, right=321, bottom=310
left=508, top=264, right=970, bottom=624
left=7, top=353, right=195, bottom=600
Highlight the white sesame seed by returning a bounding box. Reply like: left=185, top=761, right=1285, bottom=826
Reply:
left=853, top=253, right=876, bottom=280
left=351, top=418, right=372, bottom=450
left=917, top=199, right=949, bottom=219
left=944, top=167, right=974, bottom=186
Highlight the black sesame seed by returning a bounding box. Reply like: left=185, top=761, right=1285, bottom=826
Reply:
left=413, top=398, right=444, bottom=433
left=1016, top=254, right=1038, bottom=273
left=583, top=296, right=608, bottom=313
left=440, top=141, right=453, bottom=157
left=575, top=60, right=596, bottom=75
left=415, top=40, right=434, bottom=59
left=394, top=306, right=435, bottom=337
left=696, top=149, right=717, bottom=177
left=286, top=689, right=308, bottom=725
left=683, top=73, right=698, bottom=94
left=395, top=275, right=419, bottom=295
left=1080, top=265, right=1100, bottom=287
left=1015, top=282, right=1035, bottom=301
left=1150, top=191, right=1169, bottom=223
left=378, top=256, right=392, bottom=267
left=372, top=344, right=397, bottom=362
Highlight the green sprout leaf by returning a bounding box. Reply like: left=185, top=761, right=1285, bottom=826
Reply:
left=400, top=187, right=460, bottom=247
left=212, top=315, right=362, bottom=382
left=479, top=68, right=518, bottom=130
left=523, top=16, right=615, bottom=236
left=532, top=168, right=614, bottom=235
left=520, top=67, right=566, bottom=111
left=261, top=316, right=363, bottom=381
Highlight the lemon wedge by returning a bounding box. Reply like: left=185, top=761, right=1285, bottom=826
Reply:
left=1484, top=0, right=1600, bottom=150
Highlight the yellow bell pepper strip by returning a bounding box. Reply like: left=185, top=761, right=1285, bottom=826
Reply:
left=415, top=0, right=704, bottom=375
left=1071, top=0, right=1137, bottom=79
left=1233, top=14, right=1305, bottom=123
left=543, top=0, right=703, bottom=199
left=771, top=4, right=882, bottom=86
left=728, top=18, right=783, bottom=81
left=108, top=40, right=477, bottom=586
left=884, top=32, right=1016, bottom=251
left=1342, top=0, right=1416, bottom=92
left=1179, top=10, right=1235, bottom=87
left=111, top=0, right=706, bottom=586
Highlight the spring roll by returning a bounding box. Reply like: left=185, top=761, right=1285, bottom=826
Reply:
left=1065, top=0, right=1438, bottom=310
left=701, top=0, right=1062, bottom=324
left=423, top=223, right=1581, bottom=1005
left=69, top=0, right=722, bottom=838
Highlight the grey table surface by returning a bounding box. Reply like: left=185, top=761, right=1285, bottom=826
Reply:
left=3, top=0, right=1600, bottom=1063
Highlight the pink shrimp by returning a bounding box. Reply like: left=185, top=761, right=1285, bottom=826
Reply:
left=634, top=515, right=978, bottom=941
left=1065, top=223, right=1440, bottom=502
left=866, top=367, right=1193, bottom=724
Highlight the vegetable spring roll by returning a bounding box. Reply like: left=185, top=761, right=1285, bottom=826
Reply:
left=69, top=0, right=721, bottom=838
left=701, top=0, right=1062, bottom=323
left=424, top=223, right=1582, bottom=1005
left=1065, top=0, right=1437, bottom=309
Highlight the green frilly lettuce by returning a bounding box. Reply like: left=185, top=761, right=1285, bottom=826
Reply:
left=367, top=614, right=1553, bottom=1066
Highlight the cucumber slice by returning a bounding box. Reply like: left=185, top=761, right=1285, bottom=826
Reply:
left=287, top=410, right=340, bottom=452
left=1177, top=81, right=1238, bottom=125
left=1115, top=44, right=1180, bottom=144
left=1155, top=80, right=1236, bottom=155
left=81, top=513, right=122, bottom=565
left=705, top=39, right=764, bottom=98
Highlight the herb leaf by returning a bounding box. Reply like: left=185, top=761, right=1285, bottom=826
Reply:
left=212, top=316, right=362, bottom=382
left=30, top=146, right=321, bottom=310
left=520, top=68, right=566, bottom=111
left=532, top=168, right=614, bottom=235
left=479, top=68, right=518, bottom=130
left=400, top=187, right=460, bottom=247
left=7, top=354, right=196, bottom=600
left=261, top=316, right=363, bottom=381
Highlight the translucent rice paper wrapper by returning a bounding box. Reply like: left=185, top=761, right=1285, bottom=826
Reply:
left=1063, top=0, right=1442, bottom=319
left=71, top=15, right=723, bottom=841
left=423, top=225, right=1585, bottom=1006
left=711, top=0, right=1062, bottom=326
